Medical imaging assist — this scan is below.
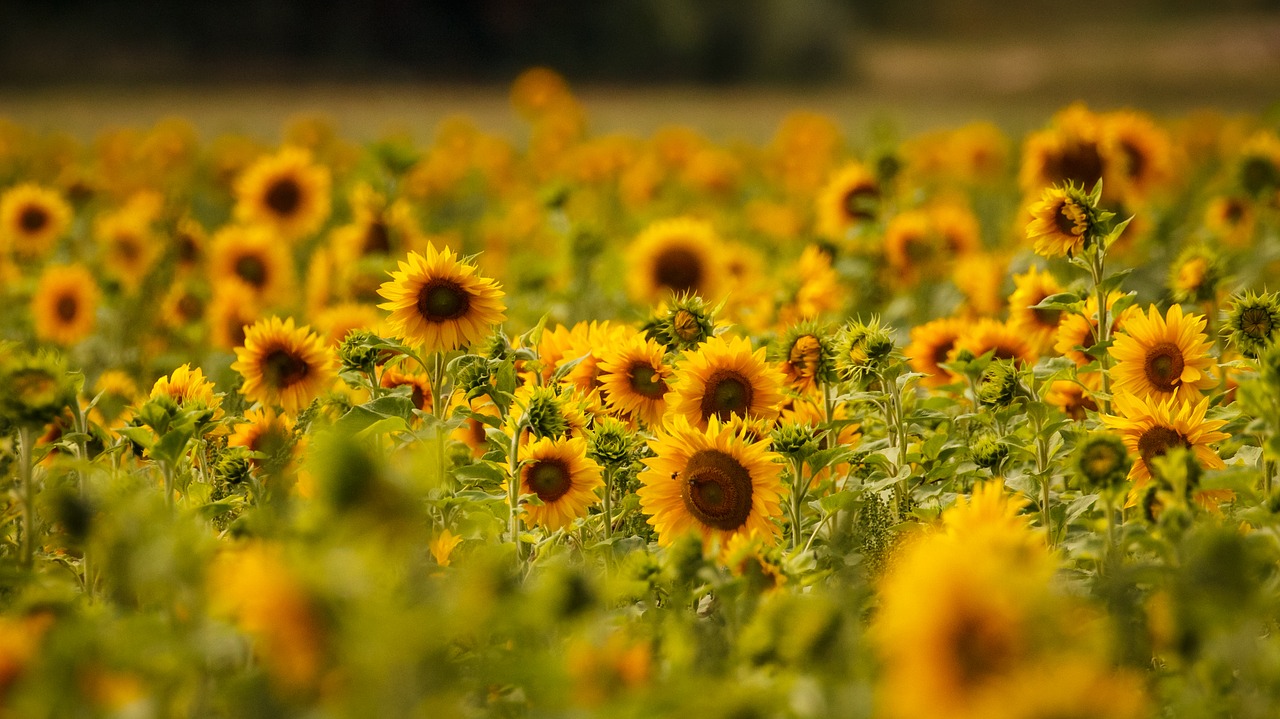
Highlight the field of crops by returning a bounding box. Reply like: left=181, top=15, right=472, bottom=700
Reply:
left=2, top=67, right=1280, bottom=717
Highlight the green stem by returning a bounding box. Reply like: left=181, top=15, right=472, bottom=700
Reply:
left=1104, top=493, right=1117, bottom=572
left=601, top=466, right=614, bottom=541
left=1089, top=248, right=1113, bottom=415
left=18, top=427, right=36, bottom=571
left=789, top=457, right=807, bottom=550
left=508, top=422, right=526, bottom=562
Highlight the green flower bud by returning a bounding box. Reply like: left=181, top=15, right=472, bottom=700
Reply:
left=523, top=386, right=569, bottom=441
left=977, top=360, right=1022, bottom=408
left=1225, top=290, right=1280, bottom=359
left=645, top=294, right=718, bottom=352
left=0, top=352, right=79, bottom=430
left=338, top=329, right=381, bottom=374
left=770, top=420, right=819, bottom=461
left=970, top=433, right=1009, bottom=472
left=1072, top=432, right=1131, bottom=493
left=836, top=317, right=895, bottom=383
left=588, top=417, right=637, bottom=469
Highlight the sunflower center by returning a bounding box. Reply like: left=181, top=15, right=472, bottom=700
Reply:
left=363, top=221, right=391, bottom=255
left=1084, top=443, right=1122, bottom=478
left=1224, top=199, right=1245, bottom=224
left=19, top=205, right=49, bottom=233
left=1143, top=342, right=1184, bottom=393
left=262, top=348, right=310, bottom=389
left=629, top=362, right=667, bottom=399
left=234, top=255, right=268, bottom=288
left=653, top=246, right=703, bottom=295
left=680, top=449, right=754, bottom=531
left=55, top=294, right=78, bottom=322
left=527, top=459, right=572, bottom=504
left=1240, top=156, right=1280, bottom=196
left=700, top=369, right=753, bottom=422
left=416, top=280, right=470, bottom=322
left=177, top=233, right=200, bottom=264
left=264, top=177, right=302, bottom=216
left=115, top=236, right=142, bottom=263
left=1137, top=425, right=1189, bottom=466
left=950, top=610, right=1016, bottom=687
left=1052, top=141, right=1104, bottom=189
left=902, top=235, right=934, bottom=263
left=841, top=185, right=879, bottom=220
left=1054, top=200, right=1085, bottom=237
left=1241, top=306, right=1274, bottom=339
left=177, top=294, right=205, bottom=321
left=1121, top=141, right=1147, bottom=181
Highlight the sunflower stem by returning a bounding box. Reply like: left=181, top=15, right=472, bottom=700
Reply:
left=508, top=420, right=527, bottom=562
left=789, top=456, right=807, bottom=551
left=1089, top=246, right=1113, bottom=415
left=1103, top=493, right=1118, bottom=573
left=821, top=380, right=835, bottom=450
left=18, top=427, right=36, bottom=571
left=601, top=466, right=614, bottom=542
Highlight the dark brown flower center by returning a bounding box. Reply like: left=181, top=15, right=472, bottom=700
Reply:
left=19, top=205, right=49, bottom=233
left=1143, top=342, right=1184, bottom=393
left=950, top=609, right=1017, bottom=687
left=1224, top=199, right=1245, bottom=224
left=262, top=348, right=310, bottom=389
left=1137, top=425, right=1189, bottom=467
left=653, top=246, right=702, bottom=295
left=177, top=233, right=200, bottom=264
left=362, top=221, right=391, bottom=255
left=115, top=235, right=142, bottom=263
left=628, top=362, right=667, bottom=399
left=55, top=294, right=78, bottom=323
left=264, top=177, right=302, bottom=216
left=235, top=254, right=268, bottom=288
left=700, top=368, right=753, bottom=423
left=1122, top=140, right=1147, bottom=181
left=1049, top=141, right=1104, bottom=189
left=177, top=293, right=205, bottom=321
left=526, top=459, right=572, bottom=503
left=416, top=279, right=470, bottom=322
left=680, top=449, right=754, bottom=531
left=841, top=185, right=879, bottom=221
left=1054, top=201, right=1080, bottom=236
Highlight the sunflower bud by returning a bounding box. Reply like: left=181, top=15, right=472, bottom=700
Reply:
left=855, top=490, right=894, bottom=576
left=836, top=317, right=895, bottom=383
left=970, top=433, right=1008, bottom=472
left=477, top=330, right=513, bottom=361
left=645, top=294, right=718, bottom=352
left=1026, top=181, right=1110, bottom=258
left=214, top=446, right=255, bottom=490
left=776, top=321, right=837, bottom=390
left=0, top=351, right=79, bottom=430
left=588, top=417, right=637, bottom=469
left=770, top=420, right=819, bottom=462
left=1072, top=432, right=1131, bottom=493
left=977, top=360, right=1023, bottom=408
left=338, top=329, right=380, bottom=375
left=454, top=355, right=496, bottom=397
left=1224, top=290, right=1280, bottom=358
left=522, top=386, right=569, bottom=441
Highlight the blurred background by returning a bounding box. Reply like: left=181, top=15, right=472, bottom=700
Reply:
left=2, top=0, right=1279, bottom=138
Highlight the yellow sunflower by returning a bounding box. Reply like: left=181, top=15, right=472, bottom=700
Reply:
left=518, top=435, right=603, bottom=532
left=906, top=317, right=971, bottom=387
left=816, top=162, right=879, bottom=241
left=1006, top=266, right=1065, bottom=356
left=172, top=215, right=207, bottom=273
left=208, top=283, right=262, bottom=351
left=234, top=146, right=332, bottom=240
left=665, top=334, right=785, bottom=430
left=637, top=415, right=784, bottom=548
left=953, top=319, right=1038, bottom=367
left=778, top=244, right=846, bottom=325
left=1019, top=104, right=1123, bottom=200
left=95, top=210, right=159, bottom=293
left=229, top=407, right=296, bottom=467
left=1109, top=303, right=1216, bottom=405
left=0, top=183, right=72, bottom=260
left=329, top=182, right=423, bottom=264
left=232, top=316, right=336, bottom=413
left=313, top=302, right=382, bottom=347
left=377, top=243, right=507, bottom=355
left=883, top=210, right=943, bottom=285
left=1054, top=291, right=1139, bottom=367
left=150, top=363, right=224, bottom=424
left=160, top=281, right=207, bottom=331
left=598, top=333, right=673, bottom=427
left=379, top=366, right=433, bottom=414
left=1204, top=195, right=1255, bottom=248
left=625, top=217, right=728, bottom=305
left=1103, top=109, right=1174, bottom=202
left=1100, top=392, right=1229, bottom=486
left=209, top=224, right=296, bottom=306
left=1025, top=186, right=1091, bottom=258
left=31, top=264, right=99, bottom=346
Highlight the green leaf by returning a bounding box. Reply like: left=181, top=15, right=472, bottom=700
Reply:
left=454, top=462, right=507, bottom=485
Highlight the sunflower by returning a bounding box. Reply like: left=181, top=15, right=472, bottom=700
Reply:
left=172, top=216, right=207, bottom=273
left=775, top=321, right=837, bottom=394
left=930, top=201, right=981, bottom=256
left=1109, top=303, right=1216, bottom=405
left=1025, top=185, right=1093, bottom=258
left=329, top=182, right=423, bottom=264
left=598, top=333, right=673, bottom=427
left=313, top=302, right=382, bottom=347
left=906, top=317, right=971, bottom=387
left=234, top=146, right=332, bottom=240
left=160, top=281, right=207, bottom=331
left=1045, top=376, right=1099, bottom=421
left=546, top=320, right=629, bottom=396
left=1055, top=291, right=1139, bottom=367
left=377, top=243, right=507, bottom=355
left=31, top=264, right=99, bottom=346
left=951, top=252, right=1008, bottom=317
left=721, top=529, right=786, bottom=590
left=625, top=217, right=728, bottom=305
left=637, top=415, right=784, bottom=548
left=778, top=244, right=845, bottom=325
left=1019, top=104, right=1123, bottom=200
left=0, top=183, right=72, bottom=260
left=1099, top=392, right=1229, bottom=486
left=208, top=284, right=262, bottom=351
left=883, top=210, right=942, bottom=284
left=1006, top=266, right=1065, bottom=355
left=229, top=407, right=296, bottom=467
left=379, top=366, right=433, bottom=414
left=1204, top=195, right=1255, bottom=248
left=953, top=319, right=1038, bottom=367
left=517, top=435, right=602, bottom=532
left=666, top=334, right=785, bottom=430
left=232, top=316, right=336, bottom=413
left=150, top=364, right=225, bottom=429
left=1103, top=109, right=1173, bottom=202
left=816, top=162, right=880, bottom=241
left=209, top=224, right=296, bottom=306
left=95, top=210, right=159, bottom=293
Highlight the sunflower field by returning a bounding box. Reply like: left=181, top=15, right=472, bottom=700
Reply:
left=2, top=68, right=1280, bottom=718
